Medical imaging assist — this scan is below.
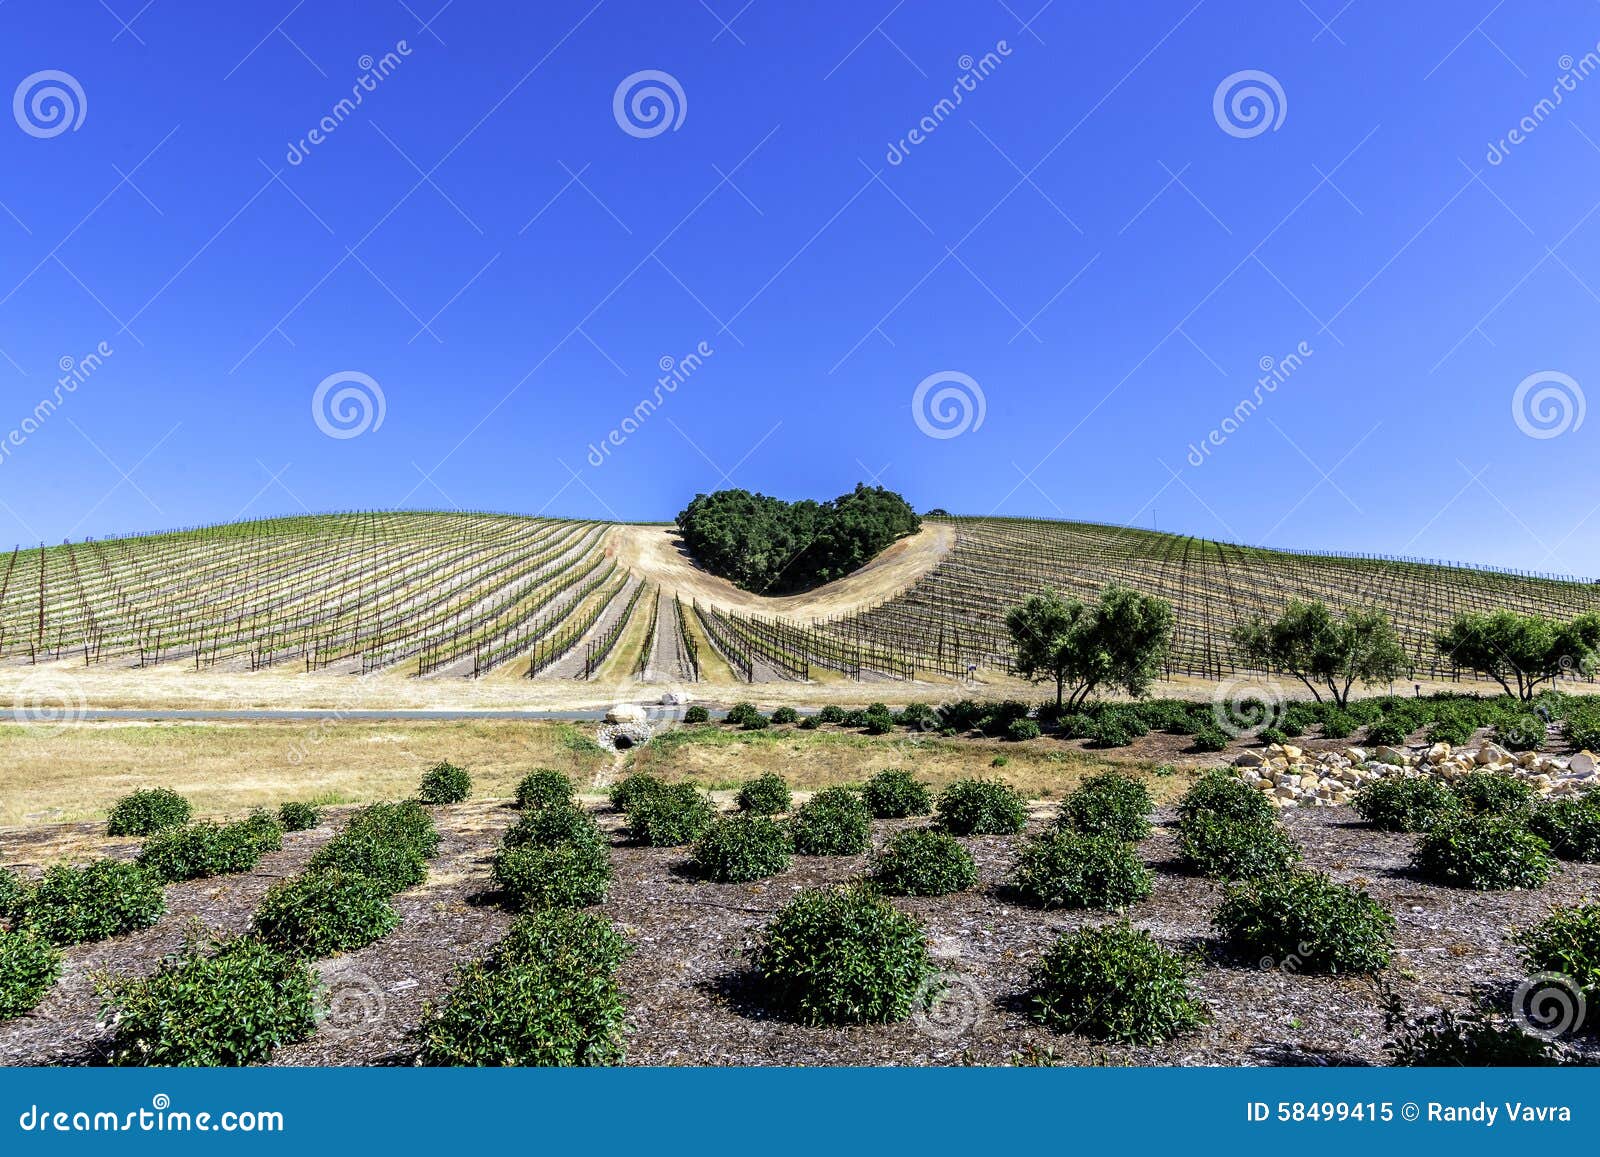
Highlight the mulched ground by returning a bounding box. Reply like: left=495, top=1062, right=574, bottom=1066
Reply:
left=2, top=800, right=1597, bottom=1067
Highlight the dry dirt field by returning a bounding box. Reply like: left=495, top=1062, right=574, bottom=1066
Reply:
left=3, top=794, right=1596, bottom=1068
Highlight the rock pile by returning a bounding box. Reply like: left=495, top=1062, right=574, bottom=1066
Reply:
left=1231, top=741, right=1600, bottom=808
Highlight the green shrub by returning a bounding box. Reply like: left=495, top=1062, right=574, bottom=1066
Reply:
left=100, top=935, right=316, bottom=1066
left=1564, top=712, right=1600, bottom=752
left=1530, top=796, right=1600, bottom=861
left=503, top=804, right=604, bottom=851
left=1516, top=901, right=1600, bottom=1006
left=735, top=772, right=791, bottom=815
left=344, top=800, right=441, bottom=858
left=936, top=778, right=1027, bottom=836
left=235, top=811, right=284, bottom=853
left=1088, top=716, right=1132, bottom=749
left=625, top=783, right=716, bottom=847
left=1365, top=718, right=1410, bottom=746
left=1497, top=714, right=1547, bottom=752
left=1058, top=713, right=1094, bottom=740
left=308, top=835, right=426, bottom=896
left=251, top=868, right=398, bottom=958
left=1189, top=724, right=1229, bottom=753
left=1179, top=768, right=1273, bottom=824
left=871, top=829, right=977, bottom=896
left=816, top=705, right=846, bottom=725
left=1428, top=717, right=1475, bottom=747
left=609, top=771, right=663, bottom=812
left=1214, top=869, right=1394, bottom=974
left=753, top=885, right=931, bottom=1025
left=1414, top=814, right=1555, bottom=890
left=0, top=930, right=61, bottom=1020
left=1007, top=718, right=1042, bottom=742
left=0, top=867, right=30, bottom=921
left=1058, top=772, right=1152, bottom=841
left=690, top=815, right=792, bottom=882
left=278, top=801, right=321, bottom=832
left=104, top=787, right=191, bottom=837
left=771, top=706, right=799, bottom=725
left=136, top=821, right=264, bottom=883
left=792, top=787, right=871, bottom=856
left=1319, top=709, right=1356, bottom=739
left=1353, top=776, right=1462, bottom=832
left=1257, top=726, right=1287, bottom=747
left=1012, top=830, right=1152, bottom=910
left=895, top=702, right=940, bottom=730
left=683, top=705, right=710, bottom=724
left=1028, top=922, right=1206, bottom=1044
left=418, top=760, right=472, bottom=805
left=741, top=712, right=772, bottom=731
left=797, top=715, right=818, bottom=730
left=491, top=909, right=630, bottom=974
left=418, top=954, right=626, bottom=1067
left=492, top=842, right=613, bottom=909
left=1177, top=812, right=1300, bottom=880
left=1452, top=770, right=1534, bottom=817
left=1386, top=1001, right=1571, bottom=1066
left=725, top=702, right=762, bottom=727
left=24, top=860, right=165, bottom=945
left=514, top=769, right=574, bottom=810
left=861, top=769, right=932, bottom=818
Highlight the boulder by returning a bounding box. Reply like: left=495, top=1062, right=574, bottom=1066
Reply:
left=1233, top=752, right=1264, bottom=768
left=1572, top=751, right=1598, bottom=776
left=605, top=703, right=648, bottom=725
left=659, top=691, right=690, bottom=706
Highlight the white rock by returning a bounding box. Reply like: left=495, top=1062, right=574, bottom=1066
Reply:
left=605, top=703, right=648, bottom=724
left=1571, top=751, right=1598, bottom=776
left=659, top=691, right=690, bottom=706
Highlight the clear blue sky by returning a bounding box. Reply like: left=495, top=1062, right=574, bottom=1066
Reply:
left=3, top=1, right=1599, bottom=575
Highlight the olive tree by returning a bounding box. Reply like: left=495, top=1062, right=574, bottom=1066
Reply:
left=1232, top=600, right=1407, bottom=708
left=1006, top=585, right=1174, bottom=710
left=1435, top=610, right=1600, bottom=702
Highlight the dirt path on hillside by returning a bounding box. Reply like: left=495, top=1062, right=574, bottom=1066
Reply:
left=606, top=522, right=954, bottom=621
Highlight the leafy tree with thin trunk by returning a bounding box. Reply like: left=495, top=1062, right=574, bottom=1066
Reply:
left=1435, top=610, right=1600, bottom=702
left=1006, top=585, right=1174, bottom=710
left=1232, top=600, right=1407, bottom=709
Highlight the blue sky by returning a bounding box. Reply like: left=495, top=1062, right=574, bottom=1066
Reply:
left=2, top=0, right=1599, bottom=576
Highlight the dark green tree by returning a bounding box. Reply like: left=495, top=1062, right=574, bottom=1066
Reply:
left=1006, top=585, right=1174, bottom=710
left=1435, top=610, right=1600, bottom=702
left=1232, top=600, right=1406, bottom=708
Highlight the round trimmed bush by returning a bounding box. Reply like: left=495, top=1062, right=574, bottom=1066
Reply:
left=492, top=842, right=613, bottom=910
left=105, top=787, right=191, bottom=836
left=1516, top=901, right=1600, bottom=1006
left=753, top=885, right=932, bottom=1025
left=1319, top=709, right=1356, bottom=739
left=235, top=811, right=284, bottom=853
left=1257, top=726, right=1287, bottom=747
left=1189, top=724, right=1229, bottom=753
left=816, top=705, right=846, bottom=725
left=1088, top=715, right=1133, bottom=748
left=1058, top=712, right=1094, bottom=740
left=792, top=787, right=871, bottom=856
left=1028, top=922, right=1206, bottom=1044
left=1179, top=768, right=1273, bottom=824
left=1214, top=869, right=1395, bottom=974
left=1058, top=772, right=1152, bottom=842
left=1365, top=717, right=1411, bottom=746
left=1177, top=812, right=1300, bottom=880
left=492, top=909, right=631, bottom=974
left=1007, top=718, right=1042, bottom=742
left=862, top=769, right=932, bottom=818
left=100, top=935, right=316, bottom=1066
left=683, top=705, right=710, bottom=724
left=725, top=702, right=762, bottom=726
left=24, top=860, right=164, bottom=945
left=871, top=829, right=977, bottom=896
left=690, top=815, right=792, bottom=882
left=609, top=771, right=664, bottom=812
left=771, top=706, right=799, bottom=725
left=1353, top=776, right=1462, bottom=832
left=1386, top=1004, right=1571, bottom=1066
left=418, top=760, right=471, bottom=805
left=1428, top=717, right=1476, bottom=747
left=936, top=778, right=1027, bottom=836
left=136, top=821, right=264, bottom=882
left=1564, top=712, right=1600, bottom=752
left=0, top=867, right=30, bottom=921
left=1530, top=796, right=1600, bottom=861
left=251, top=868, right=399, bottom=957
left=344, top=801, right=441, bottom=858
left=1451, top=770, right=1534, bottom=817
left=735, top=772, right=791, bottom=815
left=1413, top=814, right=1555, bottom=890
left=1496, top=714, right=1546, bottom=752
left=278, top=801, right=321, bottom=832
left=0, top=930, right=61, bottom=1020
left=308, top=835, right=426, bottom=896
left=625, top=782, right=716, bottom=847
left=515, top=769, right=574, bottom=811
left=503, top=804, right=604, bottom=851
left=417, top=954, right=626, bottom=1067
left=1011, top=830, right=1152, bottom=910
